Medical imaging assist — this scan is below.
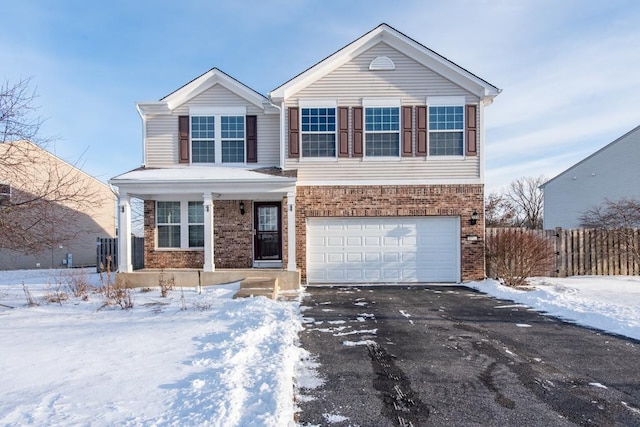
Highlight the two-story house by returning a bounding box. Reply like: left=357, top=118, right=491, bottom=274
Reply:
left=110, top=24, right=500, bottom=289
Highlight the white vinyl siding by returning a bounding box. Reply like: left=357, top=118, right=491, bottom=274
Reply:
left=307, top=217, right=460, bottom=283
left=285, top=42, right=481, bottom=182
left=295, top=42, right=478, bottom=104
left=145, top=84, right=280, bottom=167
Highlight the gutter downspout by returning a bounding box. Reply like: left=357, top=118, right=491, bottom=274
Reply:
left=136, top=104, right=147, bottom=167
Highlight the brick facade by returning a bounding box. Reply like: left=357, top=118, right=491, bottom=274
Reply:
left=143, top=185, right=485, bottom=283
left=144, top=199, right=253, bottom=269
left=294, top=184, right=485, bottom=282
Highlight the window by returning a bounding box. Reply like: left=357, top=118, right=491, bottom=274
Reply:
left=429, top=105, right=464, bottom=156
left=365, top=107, right=399, bottom=156
left=221, top=116, right=245, bottom=163
left=157, top=202, right=181, bottom=248
left=190, top=109, right=246, bottom=164
left=301, top=108, right=336, bottom=157
left=191, top=116, right=215, bottom=163
left=188, top=202, right=204, bottom=247
left=156, top=201, right=205, bottom=249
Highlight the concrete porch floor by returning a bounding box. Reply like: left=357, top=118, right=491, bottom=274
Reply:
left=116, top=268, right=300, bottom=291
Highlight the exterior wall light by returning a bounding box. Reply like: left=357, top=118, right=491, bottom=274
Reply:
left=239, top=201, right=245, bottom=215
left=470, top=210, right=479, bottom=225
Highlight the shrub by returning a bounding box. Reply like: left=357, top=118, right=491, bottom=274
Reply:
left=98, top=256, right=134, bottom=310
left=486, top=229, right=555, bottom=287
left=159, top=270, right=175, bottom=298
left=60, top=269, right=92, bottom=300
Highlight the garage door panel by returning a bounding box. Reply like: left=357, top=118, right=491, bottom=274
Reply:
left=307, top=217, right=459, bottom=283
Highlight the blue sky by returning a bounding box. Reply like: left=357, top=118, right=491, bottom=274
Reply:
left=2, top=0, right=639, bottom=193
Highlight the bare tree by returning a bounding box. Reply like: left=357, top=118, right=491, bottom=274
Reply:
left=485, top=192, right=518, bottom=227
left=505, top=175, right=546, bottom=229
left=579, top=198, right=640, bottom=266
left=0, top=78, right=104, bottom=259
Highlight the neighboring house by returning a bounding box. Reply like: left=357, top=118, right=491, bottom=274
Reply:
left=110, top=24, right=500, bottom=287
left=0, top=141, right=116, bottom=269
left=542, top=125, right=640, bottom=230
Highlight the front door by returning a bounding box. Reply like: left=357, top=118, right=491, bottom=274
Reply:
left=254, top=202, right=282, bottom=261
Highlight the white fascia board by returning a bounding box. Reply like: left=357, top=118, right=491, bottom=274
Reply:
left=137, top=102, right=171, bottom=115
left=270, top=27, right=386, bottom=100
left=164, top=69, right=268, bottom=111
left=270, top=24, right=500, bottom=102
left=380, top=32, right=500, bottom=101
left=111, top=180, right=296, bottom=198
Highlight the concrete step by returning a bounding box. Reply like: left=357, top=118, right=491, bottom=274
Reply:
left=234, top=277, right=279, bottom=299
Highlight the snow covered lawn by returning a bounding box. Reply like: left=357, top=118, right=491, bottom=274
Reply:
left=0, top=269, right=302, bottom=426
left=466, top=276, right=640, bottom=341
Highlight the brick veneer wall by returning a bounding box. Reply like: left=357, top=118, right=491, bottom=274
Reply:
left=295, top=185, right=485, bottom=282
left=144, top=200, right=253, bottom=269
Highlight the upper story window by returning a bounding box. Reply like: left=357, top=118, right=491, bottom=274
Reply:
left=300, top=106, right=336, bottom=158
left=365, top=106, right=400, bottom=157
left=428, top=97, right=465, bottom=156
left=191, top=116, right=215, bottom=163
left=189, top=107, right=246, bottom=164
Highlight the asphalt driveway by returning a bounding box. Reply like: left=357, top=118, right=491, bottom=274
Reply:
left=297, top=285, right=640, bottom=426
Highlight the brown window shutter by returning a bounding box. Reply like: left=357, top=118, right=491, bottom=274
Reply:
left=246, top=115, right=257, bottom=163
left=352, top=107, right=363, bottom=157
left=178, top=115, right=190, bottom=163
left=338, top=107, right=349, bottom=157
left=402, top=106, right=413, bottom=157
left=416, top=106, right=427, bottom=156
left=466, top=104, right=478, bottom=156
left=288, top=107, right=299, bottom=158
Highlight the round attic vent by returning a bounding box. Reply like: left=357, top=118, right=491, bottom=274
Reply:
left=369, top=56, right=396, bottom=71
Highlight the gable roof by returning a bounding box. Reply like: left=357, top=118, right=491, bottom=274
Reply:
left=0, top=140, right=112, bottom=191
left=541, top=124, right=640, bottom=189
left=269, top=23, right=501, bottom=102
left=139, top=68, right=270, bottom=113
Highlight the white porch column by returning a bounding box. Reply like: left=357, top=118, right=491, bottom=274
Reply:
left=203, top=193, right=215, bottom=272
left=117, top=193, right=133, bottom=273
left=287, top=191, right=297, bottom=272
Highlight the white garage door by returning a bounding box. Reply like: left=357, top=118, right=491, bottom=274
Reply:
left=306, top=217, right=460, bottom=283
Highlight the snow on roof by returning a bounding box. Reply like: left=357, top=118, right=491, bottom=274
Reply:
left=110, top=166, right=296, bottom=184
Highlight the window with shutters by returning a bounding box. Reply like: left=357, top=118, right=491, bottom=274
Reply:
left=427, top=97, right=465, bottom=156
left=156, top=200, right=205, bottom=249
left=364, top=107, right=400, bottom=157
left=190, top=110, right=246, bottom=164
left=300, top=108, right=336, bottom=157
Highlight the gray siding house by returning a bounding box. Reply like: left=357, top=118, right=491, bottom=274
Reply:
left=542, top=124, right=640, bottom=229
left=110, top=24, right=500, bottom=287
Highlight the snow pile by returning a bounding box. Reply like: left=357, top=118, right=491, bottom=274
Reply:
left=466, top=276, right=640, bottom=341
left=0, top=269, right=302, bottom=426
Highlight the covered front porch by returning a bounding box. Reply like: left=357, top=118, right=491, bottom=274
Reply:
left=109, top=166, right=300, bottom=288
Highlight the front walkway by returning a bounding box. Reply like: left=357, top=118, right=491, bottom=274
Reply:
left=297, top=285, right=640, bottom=426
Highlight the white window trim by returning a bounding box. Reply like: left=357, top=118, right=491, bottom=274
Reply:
left=426, top=96, right=466, bottom=158
left=189, top=108, right=247, bottom=165
left=363, top=103, right=402, bottom=158
left=298, top=99, right=337, bottom=108
left=299, top=104, right=338, bottom=159
left=156, top=200, right=205, bottom=250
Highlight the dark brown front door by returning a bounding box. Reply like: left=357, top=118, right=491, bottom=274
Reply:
left=254, top=202, right=282, bottom=261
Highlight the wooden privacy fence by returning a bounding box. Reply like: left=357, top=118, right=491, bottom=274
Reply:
left=486, top=228, right=640, bottom=277
left=96, top=237, right=144, bottom=273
